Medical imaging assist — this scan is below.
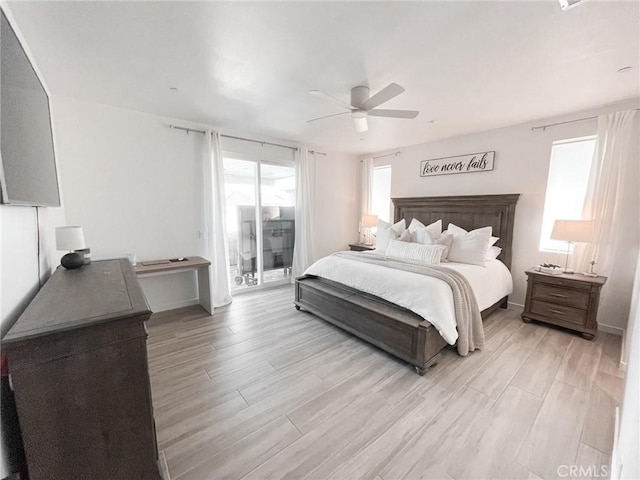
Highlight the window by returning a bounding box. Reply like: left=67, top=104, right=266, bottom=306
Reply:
left=372, top=165, right=392, bottom=222
left=539, top=136, right=597, bottom=252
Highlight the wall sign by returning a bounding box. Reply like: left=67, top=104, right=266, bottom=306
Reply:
left=420, top=151, right=495, bottom=177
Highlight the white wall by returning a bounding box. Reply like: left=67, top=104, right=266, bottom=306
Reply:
left=51, top=96, right=359, bottom=311
left=313, top=151, right=359, bottom=259
left=51, top=96, right=206, bottom=312
left=612, top=255, right=640, bottom=479
left=371, top=99, right=639, bottom=333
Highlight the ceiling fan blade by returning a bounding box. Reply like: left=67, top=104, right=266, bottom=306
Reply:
left=368, top=109, right=419, bottom=119
left=308, top=90, right=355, bottom=110
left=361, top=83, right=405, bottom=110
left=354, top=116, right=368, bottom=133
left=306, top=111, right=351, bottom=123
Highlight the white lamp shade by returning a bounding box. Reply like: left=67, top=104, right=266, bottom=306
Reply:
left=361, top=213, right=379, bottom=228
left=551, top=220, right=593, bottom=243
left=56, top=226, right=86, bottom=251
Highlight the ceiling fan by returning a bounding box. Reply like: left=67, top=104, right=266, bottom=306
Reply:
left=307, top=83, right=419, bottom=133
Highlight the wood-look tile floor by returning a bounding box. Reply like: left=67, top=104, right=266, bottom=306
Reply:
left=146, top=285, right=624, bottom=480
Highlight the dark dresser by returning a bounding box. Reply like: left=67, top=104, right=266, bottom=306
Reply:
left=2, top=259, right=161, bottom=480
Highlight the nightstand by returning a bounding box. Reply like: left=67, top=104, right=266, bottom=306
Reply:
left=522, top=269, right=607, bottom=340
left=349, top=243, right=376, bottom=252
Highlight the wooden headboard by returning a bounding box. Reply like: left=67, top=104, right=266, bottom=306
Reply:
left=393, top=194, right=520, bottom=270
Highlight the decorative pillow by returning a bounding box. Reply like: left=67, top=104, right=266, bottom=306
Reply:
left=399, top=229, right=412, bottom=242
left=486, top=246, right=502, bottom=260
left=385, top=239, right=446, bottom=264
left=408, top=218, right=442, bottom=243
left=375, top=218, right=406, bottom=251
left=417, top=231, right=454, bottom=261
left=447, top=223, right=499, bottom=246
left=446, top=223, right=493, bottom=266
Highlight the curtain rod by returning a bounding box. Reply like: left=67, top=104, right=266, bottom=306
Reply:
left=222, top=134, right=298, bottom=152
left=531, top=109, right=640, bottom=131
left=308, top=150, right=327, bottom=156
left=373, top=151, right=401, bottom=160
left=169, top=125, right=298, bottom=151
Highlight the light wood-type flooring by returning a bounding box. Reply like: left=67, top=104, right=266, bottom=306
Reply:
left=146, top=285, right=624, bottom=480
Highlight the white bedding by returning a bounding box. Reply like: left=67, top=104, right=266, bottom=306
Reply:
left=303, top=254, right=512, bottom=346
left=444, top=260, right=513, bottom=311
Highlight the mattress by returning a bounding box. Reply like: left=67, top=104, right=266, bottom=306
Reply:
left=303, top=254, right=513, bottom=345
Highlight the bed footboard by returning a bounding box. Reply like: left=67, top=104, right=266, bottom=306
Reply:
left=294, top=275, right=448, bottom=374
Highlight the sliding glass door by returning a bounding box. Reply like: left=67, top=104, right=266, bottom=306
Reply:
left=224, top=157, right=295, bottom=291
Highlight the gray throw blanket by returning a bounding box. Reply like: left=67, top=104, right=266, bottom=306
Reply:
left=334, top=251, right=484, bottom=356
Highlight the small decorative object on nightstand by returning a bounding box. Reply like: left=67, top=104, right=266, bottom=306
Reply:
left=55, top=226, right=86, bottom=269
left=349, top=243, right=376, bottom=252
left=522, top=269, right=607, bottom=340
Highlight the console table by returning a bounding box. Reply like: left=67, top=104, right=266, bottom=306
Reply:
left=2, top=260, right=161, bottom=480
left=134, top=256, right=212, bottom=314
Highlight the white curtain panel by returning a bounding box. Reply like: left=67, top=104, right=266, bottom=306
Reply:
left=292, top=147, right=316, bottom=277
left=203, top=130, right=232, bottom=307
left=578, top=110, right=639, bottom=274
left=360, top=157, right=374, bottom=242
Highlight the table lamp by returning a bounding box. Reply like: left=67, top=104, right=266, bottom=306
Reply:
left=56, top=226, right=86, bottom=269
left=361, top=213, right=379, bottom=245
left=550, top=219, right=593, bottom=273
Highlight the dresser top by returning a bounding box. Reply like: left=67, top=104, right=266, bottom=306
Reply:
left=3, top=259, right=151, bottom=345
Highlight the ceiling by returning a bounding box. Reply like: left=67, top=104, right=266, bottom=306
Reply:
left=5, top=1, right=639, bottom=154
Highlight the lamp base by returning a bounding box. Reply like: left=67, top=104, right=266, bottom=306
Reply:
left=61, top=252, right=84, bottom=269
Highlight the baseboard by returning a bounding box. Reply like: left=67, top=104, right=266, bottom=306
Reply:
left=151, top=298, right=199, bottom=313
left=598, top=323, right=625, bottom=337
left=507, top=301, right=524, bottom=310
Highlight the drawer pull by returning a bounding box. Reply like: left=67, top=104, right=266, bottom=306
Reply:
left=548, top=308, right=566, bottom=315
left=548, top=293, right=568, bottom=298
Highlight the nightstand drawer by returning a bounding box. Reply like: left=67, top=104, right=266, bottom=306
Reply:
left=534, top=275, right=592, bottom=291
left=531, top=283, right=590, bottom=309
left=530, top=300, right=587, bottom=326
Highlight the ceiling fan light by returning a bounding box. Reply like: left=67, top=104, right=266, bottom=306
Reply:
left=354, top=117, right=368, bottom=133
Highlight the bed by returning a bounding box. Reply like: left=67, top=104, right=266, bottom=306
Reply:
left=294, top=194, right=520, bottom=374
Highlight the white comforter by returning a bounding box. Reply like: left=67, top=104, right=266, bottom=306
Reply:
left=303, top=254, right=513, bottom=345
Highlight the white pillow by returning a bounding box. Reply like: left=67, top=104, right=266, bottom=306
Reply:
left=446, top=223, right=493, bottom=266
left=399, top=229, right=412, bottom=242
left=385, top=239, right=446, bottom=264
left=447, top=223, right=499, bottom=246
left=408, top=219, right=442, bottom=243
left=486, top=246, right=502, bottom=260
left=417, top=231, right=454, bottom=261
left=375, top=218, right=406, bottom=251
